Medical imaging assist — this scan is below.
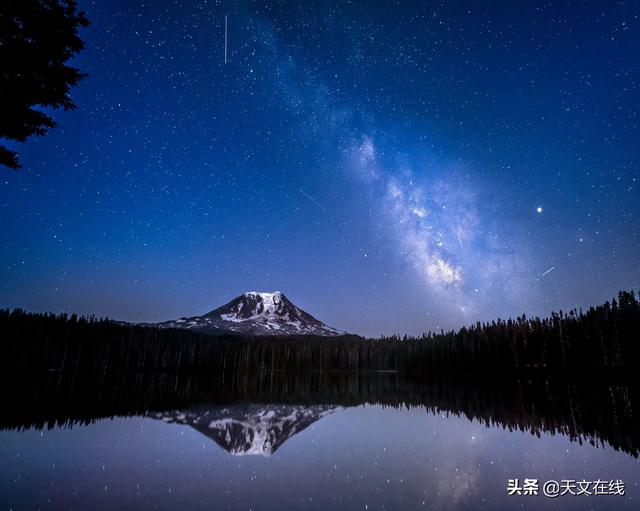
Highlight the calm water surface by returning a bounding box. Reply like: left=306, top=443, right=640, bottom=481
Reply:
left=1, top=402, right=639, bottom=511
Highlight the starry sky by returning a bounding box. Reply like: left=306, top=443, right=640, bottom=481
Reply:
left=1, top=0, right=639, bottom=337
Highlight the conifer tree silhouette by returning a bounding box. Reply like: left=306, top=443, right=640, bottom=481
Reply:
left=0, top=0, right=88, bottom=168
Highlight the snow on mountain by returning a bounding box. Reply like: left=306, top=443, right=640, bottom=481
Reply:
left=151, top=404, right=340, bottom=456
left=155, top=291, right=344, bottom=336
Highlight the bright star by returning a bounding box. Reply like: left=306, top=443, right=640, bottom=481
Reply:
left=536, top=206, right=543, bottom=213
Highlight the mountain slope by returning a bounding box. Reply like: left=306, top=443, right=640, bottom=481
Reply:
left=156, top=291, right=344, bottom=336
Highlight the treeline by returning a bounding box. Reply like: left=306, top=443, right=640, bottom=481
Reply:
left=1, top=290, right=639, bottom=376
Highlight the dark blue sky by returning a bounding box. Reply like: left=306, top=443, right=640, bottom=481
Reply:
left=1, top=0, right=638, bottom=336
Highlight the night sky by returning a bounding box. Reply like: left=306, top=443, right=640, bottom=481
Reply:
left=1, top=1, right=638, bottom=337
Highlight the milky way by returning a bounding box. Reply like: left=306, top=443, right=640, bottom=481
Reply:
left=1, top=1, right=638, bottom=336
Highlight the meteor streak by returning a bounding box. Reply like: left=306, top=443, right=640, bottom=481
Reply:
left=224, top=15, right=228, bottom=64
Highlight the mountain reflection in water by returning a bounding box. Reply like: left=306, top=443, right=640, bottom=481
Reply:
left=2, top=370, right=639, bottom=458
left=153, top=404, right=339, bottom=456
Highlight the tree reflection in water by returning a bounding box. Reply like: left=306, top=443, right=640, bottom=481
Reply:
left=2, top=370, right=638, bottom=457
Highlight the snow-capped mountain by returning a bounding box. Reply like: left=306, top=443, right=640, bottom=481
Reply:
left=156, top=291, right=344, bottom=336
left=151, top=404, right=340, bottom=456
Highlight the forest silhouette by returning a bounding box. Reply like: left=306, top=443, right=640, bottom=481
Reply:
left=2, top=291, right=638, bottom=376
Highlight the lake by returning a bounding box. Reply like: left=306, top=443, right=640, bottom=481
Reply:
left=1, top=372, right=638, bottom=510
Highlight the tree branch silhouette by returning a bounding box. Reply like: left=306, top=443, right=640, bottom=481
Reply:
left=0, top=0, right=88, bottom=169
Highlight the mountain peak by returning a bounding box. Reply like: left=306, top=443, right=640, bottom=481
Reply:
left=243, top=290, right=282, bottom=297
left=156, top=291, right=345, bottom=337
left=239, top=291, right=286, bottom=310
